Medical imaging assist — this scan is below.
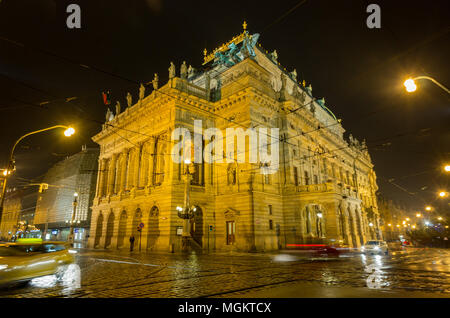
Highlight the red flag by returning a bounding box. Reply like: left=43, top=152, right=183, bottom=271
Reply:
left=102, top=91, right=111, bottom=105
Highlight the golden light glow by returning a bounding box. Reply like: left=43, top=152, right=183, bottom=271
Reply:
left=402, top=221, right=406, bottom=225
left=387, top=224, right=392, bottom=227
left=64, top=127, right=75, bottom=137
left=437, top=217, right=443, bottom=221
left=444, top=165, right=450, bottom=172
left=412, top=225, right=416, bottom=229
left=416, top=213, right=422, bottom=217
left=406, top=218, right=410, bottom=221
left=439, top=191, right=447, bottom=197
left=396, top=225, right=400, bottom=228
left=404, top=78, right=417, bottom=92
left=425, top=206, right=432, bottom=211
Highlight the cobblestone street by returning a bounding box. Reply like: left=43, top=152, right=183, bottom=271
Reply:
left=1, top=247, right=449, bottom=298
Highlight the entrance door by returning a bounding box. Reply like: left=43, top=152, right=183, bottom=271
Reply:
left=226, top=221, right=235, bottom=245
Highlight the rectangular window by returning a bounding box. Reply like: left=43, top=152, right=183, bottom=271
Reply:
left=304, top=171, right=310, bottom=185
left=226, top=221, right=236, bottom=245
left=269, top=219, right=273, bottom=230
left=293, top=167, right=299, bottom=186
left=268, top=205, right=273, bottom=215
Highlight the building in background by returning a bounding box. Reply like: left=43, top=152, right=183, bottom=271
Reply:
left=0, top=188, right=21, bottom=241
left=88, top=24, right=382, bottom=252
left=378, top=195, right=412, bottom=241
left=33, top=145, right=99, bottom=246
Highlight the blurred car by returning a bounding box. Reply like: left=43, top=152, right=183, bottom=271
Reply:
left=361, top=240, right=388, bottom=255
left=0, top=239, right=75, bottom=286
left=286, top=243, right=340, bottom=256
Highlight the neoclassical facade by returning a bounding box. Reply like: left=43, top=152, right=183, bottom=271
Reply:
left=87, top=24, right=382, bottom=252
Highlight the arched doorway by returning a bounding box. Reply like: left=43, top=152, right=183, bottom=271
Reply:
left=132, top=208, right=143, bottom=247
left=117, top=210, right=127, bottom=248
left=147, top=206, right=160, bottom=250
left=94, top=213, right=103, bottom=248
left=105, top=212, right=115, bottom=248
left=190, top=206, right=203, bottom=247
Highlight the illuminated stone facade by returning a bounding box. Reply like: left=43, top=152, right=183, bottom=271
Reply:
left=88, top=26, right=382, bottom=252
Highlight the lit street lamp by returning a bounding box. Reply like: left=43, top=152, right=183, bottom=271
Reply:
left=438, top=191, right=448, bottom=198
left=68, top=192, right=78, bottom=246
left=177, top=159, right=196, bottom=251
left=404, top=76, right=450, bottom=95
left=445, top=165, right=450, bottom=173
left=0, top=125, right=75, bottom=223
left=425, top=206, right=432, bottom=212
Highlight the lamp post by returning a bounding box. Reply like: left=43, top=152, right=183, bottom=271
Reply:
left=177, top=159, right=196, bottom=252
left=68, top=192, right=78, bottom=246
left=404, top=76, right=450, bottom=95
left=0, top=125, right=75, bottom=224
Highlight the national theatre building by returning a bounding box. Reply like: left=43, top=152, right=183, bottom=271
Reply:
left=87, top=23, right=382, bottom=252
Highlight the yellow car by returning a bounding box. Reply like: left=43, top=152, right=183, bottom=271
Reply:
left=0, top=239, right=75, bottom=286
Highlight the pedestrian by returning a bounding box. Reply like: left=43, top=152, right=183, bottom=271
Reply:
left=129, top=235, right=135, bottom=252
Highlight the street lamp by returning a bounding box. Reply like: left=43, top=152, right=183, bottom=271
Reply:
left=438, top=191, right=447, bottom=198
left=416, top=213, right=422, bottom=217
left=68, top=192, right=78, bottom=246
left=0, top=125, right=75, bottom=223
left=445, top=165, right=450, bottom=173
left=425, top=206, right=432, bottom=211
left=177, top=159, right=196, bottom=251
left=403, top=76, right=450, bottom=95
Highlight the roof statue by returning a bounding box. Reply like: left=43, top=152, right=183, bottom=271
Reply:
left=168, top=62, right=176, bottom=79
left=153, top=73, right=159, bottom=90
left=180, top=61, right=188, bottom=79
left=269, top=50, right=278, bottom=62
left=126, top=92, right=132, bottom=107
left=115, top=101, right=121, bottom=115
left=187, top=65, right=195, bottom=78
left=139, top=83, right=145, bottom=100
left=106, top=108, right=114, bottom=122
left=289, top=69, right=297, bottom=81
left=213, top=32, right=260, bottom=67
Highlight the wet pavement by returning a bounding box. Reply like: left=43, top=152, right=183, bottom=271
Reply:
left=0, top=247, right=449, bottom=298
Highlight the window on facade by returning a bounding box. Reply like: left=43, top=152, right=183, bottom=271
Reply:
left=269, top=219, right=273, bottom=230
left=264, top=174, right=271, bottom=185
left=268, top=205, right=273, bottom=215
left=304, top=171, right=310, bottom=185
left=293, top=167, right=299, bottom=186
left=313, top=175, right=318, bottom=184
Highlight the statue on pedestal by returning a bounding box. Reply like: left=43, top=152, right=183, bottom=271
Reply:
left=115, top=101, right=121, bottom=115
left=270, top=50, right=278, bottom=62
left=168, top=62, right=176, bottom=79
left=153, top=73, right=159, bottom=90
left=139, top=83, right=145, bottom=100
left=188, top=65, right=195, bottom=77
left=180, top=61, right=188, bottom=79
left=126, top=92, right=132, bottom=107
left=106, top=108, right=114, bottom=122
left=290, top=69, right=297, bottom=81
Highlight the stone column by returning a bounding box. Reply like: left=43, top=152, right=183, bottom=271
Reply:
left=121, top=148, right=129, bottom=191
left=109, top=211, right=120, bottom=249
left=98, top=213, right=109, bottom=249
left=146, top=140, right=155, bottom=187
left=107, top=154, right=118, bottom=195
left=97, top=159, right=106, bottom=197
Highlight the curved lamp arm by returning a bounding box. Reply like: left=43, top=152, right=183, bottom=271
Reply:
left=412, top=76, right=450, bottom=95
left=9, top=125, right=71, bottom=164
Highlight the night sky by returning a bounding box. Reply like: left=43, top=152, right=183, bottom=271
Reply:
left=0, top=0, right=449, bottom=212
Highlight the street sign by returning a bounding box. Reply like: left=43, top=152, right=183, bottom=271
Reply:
left=139, top=222, right=144, bottom=229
